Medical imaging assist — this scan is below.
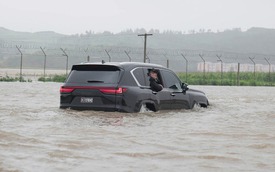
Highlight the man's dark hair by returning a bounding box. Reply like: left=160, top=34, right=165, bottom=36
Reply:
left=150, top=69, right=158, bottom=73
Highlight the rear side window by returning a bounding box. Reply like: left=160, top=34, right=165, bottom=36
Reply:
left=132, top=68, right=146, bottom=86
left=66, top=65, right=121, bottom=84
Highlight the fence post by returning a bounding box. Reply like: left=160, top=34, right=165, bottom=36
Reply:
left=124, top=51, right=131, bottom=62
left=199, top=54, right=205, bottom=84
left=181, top=54, right=188, bottom=83
left=264, top=58, right=271, bottom=85
left=60, top=48, right=69, bottom=76
left=217, top=54, right=223, bottom=85
left=16, top=45, right=23, bottom=82
left=105, top=49, right=112, bottom=62
left=146, top=54, right=151, bottom=63
left=40, top=47, right=46, bottom=81
left=163, top=53, right=169, bottom=68
left=237, top=63, right=240, bottom=86
left=249, top=57, right=256, bottom=82
left=84, top=48, right=90, bottom=62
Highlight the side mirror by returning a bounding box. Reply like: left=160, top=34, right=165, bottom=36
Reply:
left=181, top=83, right=189, bottom=93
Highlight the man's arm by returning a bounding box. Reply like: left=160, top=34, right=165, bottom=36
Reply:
left=150, top=78, right=163, bottom=92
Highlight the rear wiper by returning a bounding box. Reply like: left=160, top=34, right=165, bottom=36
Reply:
left=87, top=80, right=104, bottom=83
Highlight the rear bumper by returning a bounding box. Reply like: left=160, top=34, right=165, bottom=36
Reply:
left=59, top=104, right=135, bottom=113
left=60, top=105, right=116, bottom=111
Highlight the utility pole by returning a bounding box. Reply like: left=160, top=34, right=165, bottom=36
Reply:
left=16, top=45, right=23, bottom=82
left=124, top=51, right=131, bottom=62
left=199, top=54, right=206, bottom=83
left=181, top=53, right=188, bottom=83
left=217, top=54, right=223, bottom=85
left=105, top=49, right=111, bottom=62
left=264, top=57, right=271, bottom=85
left=60, top=48, right=69, bottom=76
left=249, top=57, right=256, bottom=79
left=138, top=33, right=153, bottom=63
left=40, top=47, right=46, bottom=82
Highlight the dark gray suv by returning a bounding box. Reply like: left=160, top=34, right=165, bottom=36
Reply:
left=60, top=62, right=209, bottom=112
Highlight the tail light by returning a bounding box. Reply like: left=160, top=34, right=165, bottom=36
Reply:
left=60, top=87, right=74, bottom=93
left=60, top=86, right=126, bottom=94
left=99, top=87, right=127, bottom=94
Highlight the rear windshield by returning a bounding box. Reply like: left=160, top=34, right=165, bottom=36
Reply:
left=66, top=65, right=121, bottom=84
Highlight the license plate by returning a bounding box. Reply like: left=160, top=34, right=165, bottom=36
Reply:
left=80, top=97, right=94, bottom=103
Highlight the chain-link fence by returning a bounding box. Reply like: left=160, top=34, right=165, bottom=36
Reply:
left=0, top=43, right=275, bottom=85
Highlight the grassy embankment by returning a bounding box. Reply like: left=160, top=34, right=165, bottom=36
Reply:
left=0, top=76, right=32, bottom=82
left=1, top=72, right=275, bottom=86
left=178, top=72, right=275, bottom=86
left=38, top=75, right=67, bottom=82
left=38, top=72, right=275, bottom=86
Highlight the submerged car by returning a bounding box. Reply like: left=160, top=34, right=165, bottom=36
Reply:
left=60, top=62, right=209, bottom=112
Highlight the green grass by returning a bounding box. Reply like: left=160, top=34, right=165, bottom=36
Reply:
left=39, top=72, right=275, bottom=86
left=178, top=72, right=275, bottom=86
left=38, top=74, right=67, bottom=83
left=0, top=76, right=31, bottom=82
left=2, top=72, right=275, bottom=86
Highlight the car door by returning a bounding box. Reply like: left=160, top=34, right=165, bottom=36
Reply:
left=153, top=88, right=172, bottom=110
left=160, top=70, right=190, bottom=109
left=144, top=68, right=172, bottom=110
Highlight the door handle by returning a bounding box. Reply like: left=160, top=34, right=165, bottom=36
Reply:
left=171, top=93, right=175, bottom=96
left=152, top=91, right=157, bottom=95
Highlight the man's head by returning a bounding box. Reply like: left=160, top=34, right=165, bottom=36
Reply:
left=149, top=69, right=158, bottom=79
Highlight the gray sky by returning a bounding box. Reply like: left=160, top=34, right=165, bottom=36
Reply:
left=0, top=0, right=274, bottom=34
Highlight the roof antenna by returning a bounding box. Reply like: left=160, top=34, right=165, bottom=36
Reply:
left=102, top=60, right=105, bottom=64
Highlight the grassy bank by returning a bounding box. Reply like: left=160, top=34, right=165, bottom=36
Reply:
left=38, top=74, right=67, bottom=82
left=0, top=74, right=66, bottom=82
left=178, top=72, right=275, bottom=86
left=0, top=76, right=31, bottom=82
left=43, top=72, right=274, bottom=86
left=2, top=72, right=275, bottom=86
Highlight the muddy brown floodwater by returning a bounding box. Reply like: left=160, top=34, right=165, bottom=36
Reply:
left=0, top=82, right=275, bottom=172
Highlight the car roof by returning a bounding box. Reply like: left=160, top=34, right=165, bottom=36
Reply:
left=76, top=62, right=166, bottom=71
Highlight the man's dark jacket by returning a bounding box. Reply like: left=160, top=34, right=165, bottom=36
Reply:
left=149, top=77, right=163, bottom=92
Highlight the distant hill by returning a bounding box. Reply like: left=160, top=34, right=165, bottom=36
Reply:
left=1, top=27, right=275, bottom=53
left=0, top=27, right=275, bottom=71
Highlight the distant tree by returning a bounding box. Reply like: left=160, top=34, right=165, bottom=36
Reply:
left=119, top=29, right=134, bottom=34
left=85, top=30, right=92, bottom=36
left=148, top=29, right=155, bottom=34
left=232, top=28, right=242, bottom=32
left=199, top=29, right=205, bottom=33
left=102, top=31, right=113, bottom=35
left=154, top=29, right=160, bottom=34
left=188, top=30, right=196, bottom=34
left=134, top=28, right=146, bottom=34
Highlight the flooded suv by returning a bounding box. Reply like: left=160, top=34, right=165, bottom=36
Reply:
left=60, top=62, right=209, bottom=112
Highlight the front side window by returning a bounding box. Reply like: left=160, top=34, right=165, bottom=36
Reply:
left=160, top=70, right=182, bottom=90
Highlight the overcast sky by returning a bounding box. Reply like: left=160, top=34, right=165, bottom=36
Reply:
left=0, top=0, right=274, bottom=34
